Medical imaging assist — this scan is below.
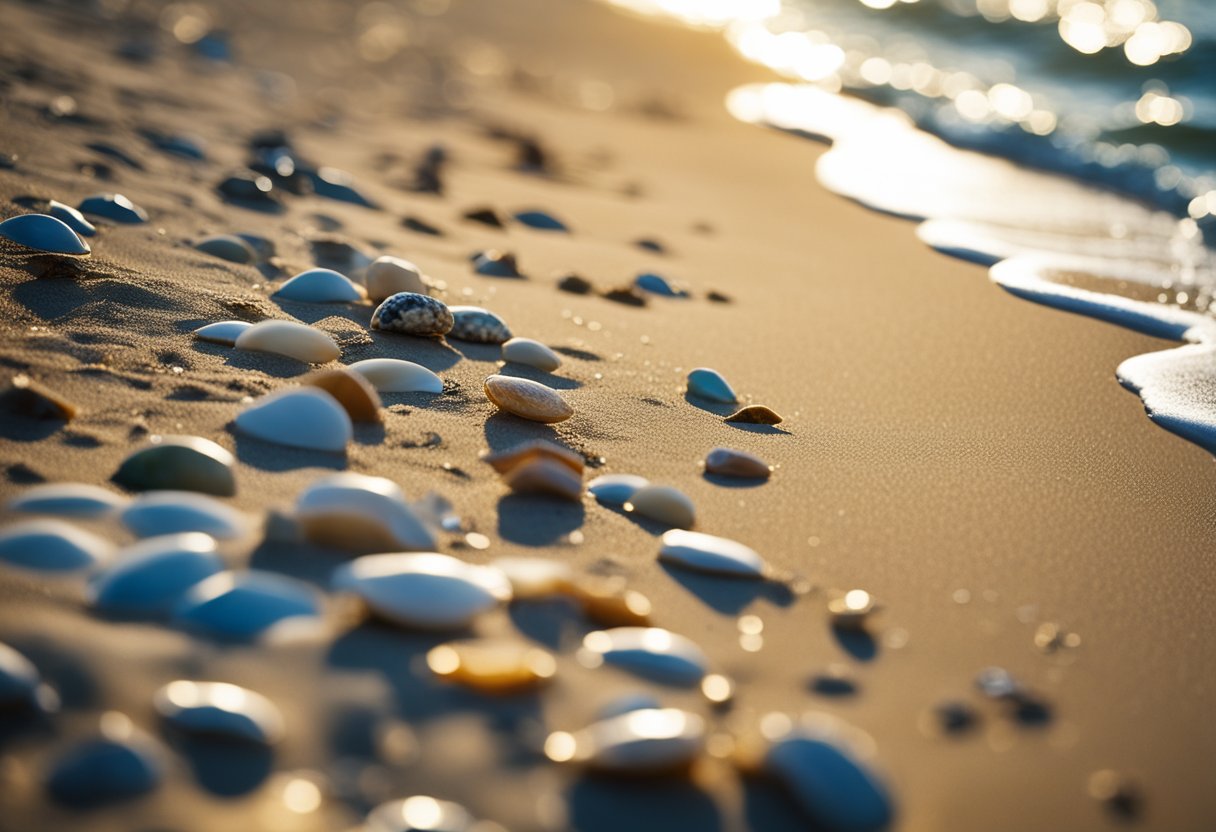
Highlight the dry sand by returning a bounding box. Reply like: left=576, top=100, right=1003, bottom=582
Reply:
left=0, top=0, right=1214, bottom=830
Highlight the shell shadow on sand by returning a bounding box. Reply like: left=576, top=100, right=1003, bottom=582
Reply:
left=495, top=493, right=585, bottom=546
left=230, top=433, right=348, bottom=473
left=658, top=562, right=796, bottom=615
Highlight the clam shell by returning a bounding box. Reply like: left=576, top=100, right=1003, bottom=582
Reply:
left=448, top=306, right=512, bottom=344
left=514, top=209, right=569, bottom=231
left=302, top=368, right=382, bottom=423
left=48, top=201, right=96, bottom=237
left=473, top=249, right=521, bottom=277
left=371, top=291, right=454, bottom=336
left=367, top=796, right=478, bottom=832
left=502, top=457, right=583, bottom=501
left=173, top=570, right=322, bottom=640
left=193, top=320, right=253, bottom=346
left=333, top=553, right=512, bottom=630
left=295, top=473, right=436, bottom=552
left=119, top=491, right=247, bottom=540
left=6, top=482, right=128, bottom=518
left=625, top=485, right=695, bottom=529
left=234, top=320, right=341, bottom=363
left=463, top=206, right=506, bottom=228
left=46, top=731, right=164, bottom=807
left=546, top=708, right=705, bottom=774
left=588, top=473, right=650, bottom=506
left=687, top=368, right=737, bottom=404
left=725, top=405, right=783, bottom=425
left=234, top=387, right=353, bottom=452
left=659, top=529, right=767, bottom=578
left=366, top=255, right=426, bottom=301
left=111, top=435, right=236, bottom=496
left=0, top=214, right=90, bottom=255
left=348, top=358, right=442, bottom=394
left=581, top=627, right=708, bottom=686
left=154, top=680, right=284, bottom=744
left=502, top=337, right=561, bottom=371
left=194, top=235, right=256, bottom=264
left=483, top=375, right=573, bottom=423
left=0, top=519, right=114, bottom=572
left=705, top=447, right=771, bottom=478
left=273, top=268, right=366, bottom=303
left=78, top=193, right=148, bottom=223
left=89, top=533, right=223, bottom=616
left=427, top=639, right=556, bottom=693
left=634, top=273, right=688, bottom=298
left=481, top=440, right=584, bottom=476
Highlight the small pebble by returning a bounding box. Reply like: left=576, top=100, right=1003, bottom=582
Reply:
left=448, top=306, right=512, bottom=344
left=514, top=209, right=569, bottom=231
left=217, top=173, right=280, bottom=207
left=47, top=201, right=96, bottom=237
left=705, top=447, right=771, bottom=478
left=828, top=590, right=879, bottom=630
left=473, top=249, right=522, bottom=277
left=0, top=214, right=90, bottom=255
left=111, top=435, right=236, bottom=497
left=481, top=439, right=585, bottom=477
left=46, top=728, right=164, bottom=808
left=6, top=482, right=127, bottom=518
left=602, top=285, right=647, bottom=306
left=580, top=627, right=708, bottom=686
left=567, top=577, right=654, bottom=627
left=462, top=206, right=506, bottom=228
left=625, top=484, right=695, bottom=529
left=371, top=292, right=454, bottom=337
left=502, top=337, right=561, bottom=371
left=557, top=273, right=594, bottom=294
left=483, top=375, right=573, bottom=423
left=725, top=405, right=783, bottom=425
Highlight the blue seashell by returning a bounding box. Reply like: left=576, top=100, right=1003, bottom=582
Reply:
left=119, top=491, right=246, bottom=539
left=0, top=519, right=114, bottom=572
left=582, top=627, right=708, bottom=687
left=686, top=367, right=738, bottom=403
left=89, top=533, right=223, bottom=617
left=48, top=201, right=96, bottom=237
left=0, top=214, right=89, bottom=255
left=514, top=210, right=569, bottom=232
left=6, top=482, right=127, bottom=518
left=634, top=272, right=688, bottom=298
left=46, top=733, right=163, bottom=808
left=78, top=193, right=148, bottom=224
left=154, top=680, right=284, bottom=744
left=0, top=641, right=43, bottom=708
left=587, top=473, right=649, bottom=506
left=172, top=571, right=321, bottom=640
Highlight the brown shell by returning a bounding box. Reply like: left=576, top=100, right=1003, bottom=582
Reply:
left=303, top=368, right=382, bottom=423
left=724, top=405, right=783, bottom=425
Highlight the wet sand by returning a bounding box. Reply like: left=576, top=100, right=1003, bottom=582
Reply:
left=1, top=1, right=1214, bottom=830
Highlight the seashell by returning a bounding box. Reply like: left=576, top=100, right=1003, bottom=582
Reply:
left=0, top=214, right=89, bottom=255
left=597, top=693, right=664, bottom=721
left=78, top=193, right=148, bottom=223
left=308, top=166, right=375, bottom=207
left=514, top=209, right=569, bottom=231
left=295, top=473, right=436, bottom=552
left=173, top=571, right=322, bottom=640
left=491, top=557, right=573, bottom=598
left=6, top=482, right=128, bottom=518
left=659, top=529, right=767, bottom=578
left=333, top=553, right=512, bottom=630
left=557, top=273, right=594, bottom=294
left=154, top=680, right=284, bottom=744
left=0, top=519, right=114, bottom=572
left=502, top=337, right=561, bottom=371
left=111, top=434, right=236, bottom=496
left=234, top=387, right=352, bottom=452
left=89, top=533, right=223, bottom=617
left=634, top=273, right=688, bottom=298
left=194, top=235, right=256, bottom=264
left=2, top=374, right=77, bottom=420
left=217, top=173, right=280, bottom=206
left=234, top=319, right=341, bottom=363
left=0, top=642, right=47, bottom=709
left=705, top=447, right=771, bottom=479
left=348, top=358, right=442, bottom=394
left=462, top=206, right=506, bottom=228
left=448, top=306, right=512, bottom=344
left=370, top=292, right=454, bottom=337
left=427, top=639, right=557, bottom=693
left=502, top=457, right=583, bottom=502
left=828, top=590, right=879, bottom=630
left=483, top=374, right=573, bottom=423
left=120, top=491, right=247, bottom=539
left=565, top=576, right=653, bottom=627
left=544, top=708, right=705, bottom=774
left=48, top=201, right=96, bottom=237
left=148, top=132, right=206, bottom=160
left=46, top=730, right=164, bottom=808
left=581, top=627, right=708, bottom=686
left=193, top=320, right=252, bottom=346
left=686, top=368, right=737, bottom=404
left=602, top=285, right=648, bottom=306
left=302, top=368, right=382, bottom=423
left=367, top=796, right=480, bottom=832
left=366, top=255, right=426, bottom=302
left=473, top=249, right=522, bottom=277
left=725, top=405, right=783, bottom=425
left=624, top=485, right=695, bottom=529
left=482, top=440, right=584, bottom=477
left=587, top=473, right=650, bottom=506
left=273, top=268, right=367, bottom=303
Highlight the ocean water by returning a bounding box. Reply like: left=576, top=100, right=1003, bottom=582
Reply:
left=602, top=0, right=1216, bottom=455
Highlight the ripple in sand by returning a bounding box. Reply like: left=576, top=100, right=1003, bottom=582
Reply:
left=704, top=447, right=771, bottom=479
left=235, top=388, right=352, bottom=452
left=194, top=320, right=253, bottom=346
left=502, top=337, right=562, bottom=372
left=295, top=473, right=436, bottom=552
left=624, top=484, right=695, bottom=529
left=448, top=306, right=512, bottom=344
left=545, top=708, right=705, bottom=774
left=234, top=320, right=341, bottom=363
left=658, top=529, right=767, bottom=578
left=154, top=680, right=285, bottom=744
left=580, top=627, right=708, bottom=686
left=0, top=519, right=114, bottom=572
left=483, top=375, right=573, bottom=423
left=120, top=491, right=247, bottom=540
left=78, top=193, right=148, bottom=223
left=195, top=235, right=256, bottom=264
left=0, top=214, right=90, bottom=255
left=348, top=358, right=443, bottom=394
left=273, top=268, right=367, bottom=303
left=89, top=533, right=223, bottom=617
left=426, top=639, right=557, bottom=693
left=173, top=571, right=322, bottom=640
left=366, top=255, right=426, bottom=302
left=686, top=368, right=738, bottom=404
left=370, top=292, right=454, bottom=336
left=6, top=482, right=127, bottom=518
left=588, top=473, right=649, bottom=506
left=112, top=435, right=236, bottom=497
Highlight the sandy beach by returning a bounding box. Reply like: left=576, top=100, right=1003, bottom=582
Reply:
left=1, top=0, right=1214, bottom=830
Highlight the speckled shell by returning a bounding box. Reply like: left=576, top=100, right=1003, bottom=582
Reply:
left=370, top=292, right=454, bottom=336
left=448, top=306, right=512, bottom=344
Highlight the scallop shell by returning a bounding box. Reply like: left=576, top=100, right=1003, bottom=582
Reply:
left=704, top=447, right=771, bottom=478
left=659, top=529, right=767, bottom=578
left=273, top=268, right=366, bottom=303
left=295, top=473, right=436, bottom=552
left=78, top=193, right=148, bottom=223
left=502, top=337, right=561, bottom=372
left=0, top=519, right=114, bottom=572
left=154, top=680, right=284, bottom=744
left=581, top=627, right=708, bottom=686
left=725, top=405, right=783, bottom=425
left=625, top=485, right=695, bottom=529
left=371, top=292, right=454, bottom=336
left=234, top=387, right=352, bottom=452
left=89, top=533, right=223, bottom=616
left=0, top=214, right=90, bottom=255
left=193, top=320, right=253, bottom=346
left=111, top=435, right=237, bottom=497
left=348, top=358, right=443, bottom=393
left=302, top=368, right=382, bottom=423
left=195, top=235, right=256, bottom=264
left=588, top=473, right=650, bottom=506
left=483, top=375, right=573, bottom=423
left=366, top=255, right=425, bottom=301
left=686, top=368, right=738, bottom=404
left=545, top=708, right=705, bottom=774
left=333, top=553, right=512, bottom=630
left=427, top=639, right=556, bottom=693
left=48, top=201, right=96, bottom=237
left=6, top=483, right=128, bottom=518
left=234, top=320, right=341, bottom=363
left=173, top=571, right=322, bottom=640
left=448, top=306, right=512, bottom=344
left=119, top=491, right=247, bottom=540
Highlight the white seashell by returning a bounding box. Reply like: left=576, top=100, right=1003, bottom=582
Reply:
left=348, top=358, right=443, bottom=393
left=502, top=337, right=561, bottom=372
left=173, top=571, right=322, bottom=640
left=366, top=255, right=426, bottom=302
left=120, top=492, right=247, bottom=540
left=89, top=533, right=223, bottom=616
left=48, top=201, right=96, bottom=237
left=659, top=529, right=767, bottom=578
left=0, top=519, right=114, bottom=572
left=193, top=320, right=252, bottom=346
left=333, top=553, right=512, bottom=630
left=154, top=680, right=284, bottom=744
left=491, top=557, right=573, bottom=598
left=581, top=627, right=708, bottom=686
left=234, top=387, right=352, bottom=452
left=587, top=474, right=649, bottom=506
left=366, top=796, right=479, bottom=832
left=234, top=320, right=341, bottom=363
left=625, top=485, right=695, bottom=529
left=545, top=708, right=705, bottom=774
left=273, top=268, right=367, bottom=303
left=6, top=483, right=128, bottom=518
left=295, top=473, right=436, bottom=552
left=194, top=235, right=256, bottom=264
left=0, top=214, right=89, bottom=255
